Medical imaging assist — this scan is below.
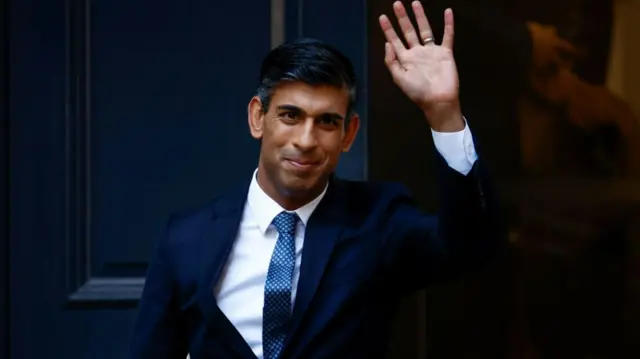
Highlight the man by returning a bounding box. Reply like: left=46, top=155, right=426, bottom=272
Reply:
left=129, top=2, right=503, bottom=358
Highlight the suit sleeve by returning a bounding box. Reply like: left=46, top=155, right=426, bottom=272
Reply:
left=129, top=217, right=189, bottom=359
left=382, top=153, right=506, bottom=291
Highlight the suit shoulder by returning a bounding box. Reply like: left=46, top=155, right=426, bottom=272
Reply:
left=166, top=201, right=214, bottom=230
left=159, top=196, right=224, bottom=246
left=337, top=179, right=414, bottom=206
left=165, top=179, right=247, bottom=229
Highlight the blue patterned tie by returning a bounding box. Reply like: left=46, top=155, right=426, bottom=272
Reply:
left=263, top=211, right=299, bottom=359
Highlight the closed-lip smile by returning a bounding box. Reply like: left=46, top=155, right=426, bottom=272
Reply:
left=285, top=158, right=319, bottom=170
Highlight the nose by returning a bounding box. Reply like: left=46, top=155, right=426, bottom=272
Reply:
left=292, top=118, right=318, bottom=151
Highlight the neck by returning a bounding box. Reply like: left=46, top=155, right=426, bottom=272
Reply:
left=256, top=164, right=328, bottom=211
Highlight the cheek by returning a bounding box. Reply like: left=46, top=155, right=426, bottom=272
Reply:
left=320, top=135, right=345, bottom=158
left=263, top=123, right=290, bottom=150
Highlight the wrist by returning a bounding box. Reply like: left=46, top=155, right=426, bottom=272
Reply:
left=422, top=102, right=465, bottom=132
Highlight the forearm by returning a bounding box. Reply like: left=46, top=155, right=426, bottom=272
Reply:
left=383, top=135, right=505, bottom=291
left=383, top=156, right=505, bottom=292
left=430, top=119, right=505, bottom=270
left=434, top=154, right=505, bottom=271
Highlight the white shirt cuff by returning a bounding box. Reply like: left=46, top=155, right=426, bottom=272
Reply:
left=430, top=119, right=478, bottom=175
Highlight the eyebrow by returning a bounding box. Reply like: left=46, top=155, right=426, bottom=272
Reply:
left=276, top=104, right=344, bottom=121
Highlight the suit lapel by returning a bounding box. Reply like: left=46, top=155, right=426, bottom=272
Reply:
left=196, top=180, right=256, bottom=359
left=284, top=177, right=349, bottom=350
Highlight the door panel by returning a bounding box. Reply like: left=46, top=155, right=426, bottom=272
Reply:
left=89, top=0, right=268, bottom=278
left=10, top=0, right=367, bottom=358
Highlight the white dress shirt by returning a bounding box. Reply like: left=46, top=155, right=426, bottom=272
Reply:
left=213, top=124, right=478, bottom=358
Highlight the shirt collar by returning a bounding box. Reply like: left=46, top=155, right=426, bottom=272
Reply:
left=247, top=168, right=328, bottom=234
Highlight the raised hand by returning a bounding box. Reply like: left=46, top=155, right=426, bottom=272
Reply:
left=379, top=1, right=463, bottom=131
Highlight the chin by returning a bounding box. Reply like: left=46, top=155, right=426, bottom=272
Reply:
left=279, top=174, right=320, bottom=197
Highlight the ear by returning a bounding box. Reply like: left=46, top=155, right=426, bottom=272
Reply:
left=341, top=113, right=360, bottom=152
left=248, top=96, right=265, bottom=139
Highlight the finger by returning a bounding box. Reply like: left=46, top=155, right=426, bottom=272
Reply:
left=441, top=8, right=455, bottom=50
left=411, top=1, right=434, bottom=44
left=393, top=1, right=421, bottom=47
left=379, top=14, right=406, bottom=58
left=384, top=42, right=403, bottom=78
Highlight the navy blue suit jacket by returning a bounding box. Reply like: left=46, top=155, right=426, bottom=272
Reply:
left=129, top=154, right=504, bottom=359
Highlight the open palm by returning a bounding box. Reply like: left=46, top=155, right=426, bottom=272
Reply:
left=379, top=1, right=459, bottom=112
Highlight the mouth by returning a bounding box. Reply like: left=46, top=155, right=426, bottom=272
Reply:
left=284, top=158, right=321, bottom=171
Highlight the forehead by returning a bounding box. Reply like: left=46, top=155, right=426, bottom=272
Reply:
left=270, top=82, right=349, bottom=116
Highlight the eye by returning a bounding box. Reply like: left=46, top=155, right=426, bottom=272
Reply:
left=282, top=111, right=295, bottom=119
left=278, top=111, right=298, bottom=122
left=317, top=116, right=340, bottom=128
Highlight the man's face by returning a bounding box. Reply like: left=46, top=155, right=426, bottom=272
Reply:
left=248, top=81, right=359, bottom=203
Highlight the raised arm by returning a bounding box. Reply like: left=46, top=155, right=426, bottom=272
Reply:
left=376, top=1, right=505, bottom=289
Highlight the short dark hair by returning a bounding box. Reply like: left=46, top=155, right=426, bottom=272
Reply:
left=256, top=38, right=357, bottom=118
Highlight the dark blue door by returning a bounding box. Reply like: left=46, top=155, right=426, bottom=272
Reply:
left=9, top=0, right=366, bottom=358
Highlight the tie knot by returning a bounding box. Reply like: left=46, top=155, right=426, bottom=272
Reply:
left=272, top=211, right=299, bottom=235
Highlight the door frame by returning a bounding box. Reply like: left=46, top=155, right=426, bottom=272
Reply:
left=1, top=0, right=10, bottom=356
